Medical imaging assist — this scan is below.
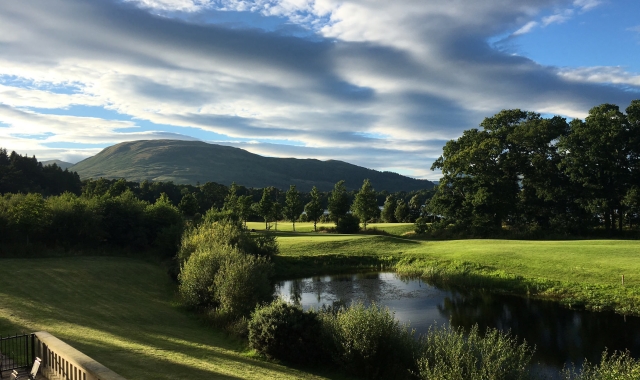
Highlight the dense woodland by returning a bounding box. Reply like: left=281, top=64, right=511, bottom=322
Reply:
left=425, top=100, right=640, bottom=237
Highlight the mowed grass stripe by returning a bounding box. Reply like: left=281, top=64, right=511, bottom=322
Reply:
left=0, top=257, right=329, bottom=380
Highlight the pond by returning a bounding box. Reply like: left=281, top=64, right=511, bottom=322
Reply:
left=275, top=272, right=640, bottom=375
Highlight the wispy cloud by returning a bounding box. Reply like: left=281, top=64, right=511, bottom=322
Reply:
left=0, top=0, right=637, bottom=179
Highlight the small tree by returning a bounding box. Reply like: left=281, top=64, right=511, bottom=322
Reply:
left=328, top=180, right=350, bottom=226
left=395, top=199, right=409, bottom=223
left=178, top=192, right=199, bottom=217
left=223, top=182, right=240, bottom=218
left=272, top=200, right=282, bottom=231
left=352, top=179, right=379, bottom=230
left=381, top=195, right=397, bottom=223
left=257, top=187, right=274, bottom=230
left=238, top=195, right=253, bottom=228
left=8, top=193, right=49, bottom=245
left=305, top=186, right=324, bottom=232
left=408, top=194, right=422, bottom=223
left=283, top=185, right=303, bottom=231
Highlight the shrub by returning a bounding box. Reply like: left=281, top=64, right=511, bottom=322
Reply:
left=561, top=350, right=640, bottom=380
left=214, top=252, right=273, bottom=317
left=177, top=245, right=231, bottom=308
left=249, top=300, right=327, bottom=366
left=178, top=220, right=277, bottom=265
left=417, top=323, right=533, bottom=380
left=323, top=302, right=418, bottom=379
left=336, top=214, right=361, bottom=234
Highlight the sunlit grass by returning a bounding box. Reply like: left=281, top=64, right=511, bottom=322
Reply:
left=245, top=221, right=414, bottom=235
left=0, top=257, right=332, bottom=380
left=277, top=235, right=640, bottom=314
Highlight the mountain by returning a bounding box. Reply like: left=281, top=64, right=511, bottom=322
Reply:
left=41, top=160, right=75, bottom=170
left=70, top=140, right=434, bottom=192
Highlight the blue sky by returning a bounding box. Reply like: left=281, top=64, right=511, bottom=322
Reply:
left=0, top=0, right=639, bottom=180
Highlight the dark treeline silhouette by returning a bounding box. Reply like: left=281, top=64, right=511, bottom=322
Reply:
left=426, top=100, right=640, bottom=237
left=0, top=148, right=82, bottom=195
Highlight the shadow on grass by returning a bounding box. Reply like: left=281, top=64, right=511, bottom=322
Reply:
left=0, top=257, right=338, bottom=380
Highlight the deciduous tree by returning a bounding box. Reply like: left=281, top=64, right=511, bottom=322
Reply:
left=304, top=186, right=324, bottom=232
left=351, top=179, right=379, bottom=230
left=283, top=185, right=303, bottom=231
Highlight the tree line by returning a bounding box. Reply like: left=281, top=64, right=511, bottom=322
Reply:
left=425, top=100, right=640, bottom=237
left=0, top=150, right=434, bottom=256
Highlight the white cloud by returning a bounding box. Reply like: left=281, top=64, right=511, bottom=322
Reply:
left=0, top=0, right=637, bottom=179
left=558, top=66, right=640, bottom=87
left=513, top=21, right=539, bottom=35
left=542, top=10, right=573, bottom=26
left=573, top=0, right=601, bottom=11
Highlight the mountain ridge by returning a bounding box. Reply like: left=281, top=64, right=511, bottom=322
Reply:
left=70, top=140, right=434, bottom=192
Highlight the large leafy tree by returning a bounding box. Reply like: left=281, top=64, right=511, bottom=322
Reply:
left=351, top=179, right=379, bottom=230
left=328, top=180, right=351, bottom=225
left=304, top=186, right=324, bottom=232
left=283, top=185, right=303, bottom=231
left=559, top=104, right=635, bottom=232
left=430, top=109, right=571, bottom=234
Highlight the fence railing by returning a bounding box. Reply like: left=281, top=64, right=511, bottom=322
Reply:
left=33, top=332, right=126, bottom=380
left=0, top=333, right=35, bottom=377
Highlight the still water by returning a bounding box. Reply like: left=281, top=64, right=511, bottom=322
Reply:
left=275, top=272, right=640, bottom=373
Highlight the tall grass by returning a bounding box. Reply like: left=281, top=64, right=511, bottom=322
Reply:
left=417, top=324, right=533, bottom=380
left=561, top=350, right=640, bottom=380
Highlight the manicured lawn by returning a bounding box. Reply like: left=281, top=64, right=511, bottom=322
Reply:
left=245, top=221, right=414, bottom=235
left=276, top=235, right=640, bottom=314
left=0, top=257, right=332, bottom=380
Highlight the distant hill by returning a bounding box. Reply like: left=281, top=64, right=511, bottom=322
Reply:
left=41, top=160, right=75, bottom=170
left=70, top=140, right=433, bottom=192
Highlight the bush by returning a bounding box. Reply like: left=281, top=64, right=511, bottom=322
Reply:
left=249, top=300, right=327, bottom=366
left=214, top=252, right=273, bottom=317
left=561, top=350, right=640, bottom=380
left=417, top=324, right=533, bottom=380
left=177, top=244, right=231, bottom=308
left=336, top=214, right=361, bottom=234
left=322, top=302, right=418, bottom=379
left=178, top=220, right=277, bottom=265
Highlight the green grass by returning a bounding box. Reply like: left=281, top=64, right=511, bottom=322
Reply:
left=246, top=221, right=415, bottom=235
left=4, top=235, right=640, bottom=379
left=276, top=235, right=640, bottom=314
left=0, top=257, right=334, bottom=380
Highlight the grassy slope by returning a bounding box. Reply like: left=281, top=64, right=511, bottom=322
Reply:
left=70, top=140, right=433, bottom=192
left=0, top=257, right=330, bottom=380
left=276, top=235, right=640, bottom=314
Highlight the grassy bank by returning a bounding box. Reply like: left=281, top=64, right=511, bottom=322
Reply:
left=0, top=257, right=336, bottom=380
left=276, top=235, right=640, bottom=315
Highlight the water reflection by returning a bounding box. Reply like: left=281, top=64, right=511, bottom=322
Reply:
left=275, top=272, right=640, bottom=372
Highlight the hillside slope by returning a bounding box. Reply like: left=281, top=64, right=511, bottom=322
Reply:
left=41, top=159, right=75, bottom=170
left=71, top=140, right=433, bottom=192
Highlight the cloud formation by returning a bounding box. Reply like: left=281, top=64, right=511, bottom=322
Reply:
left=0, top=0, right=638, bottom=180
